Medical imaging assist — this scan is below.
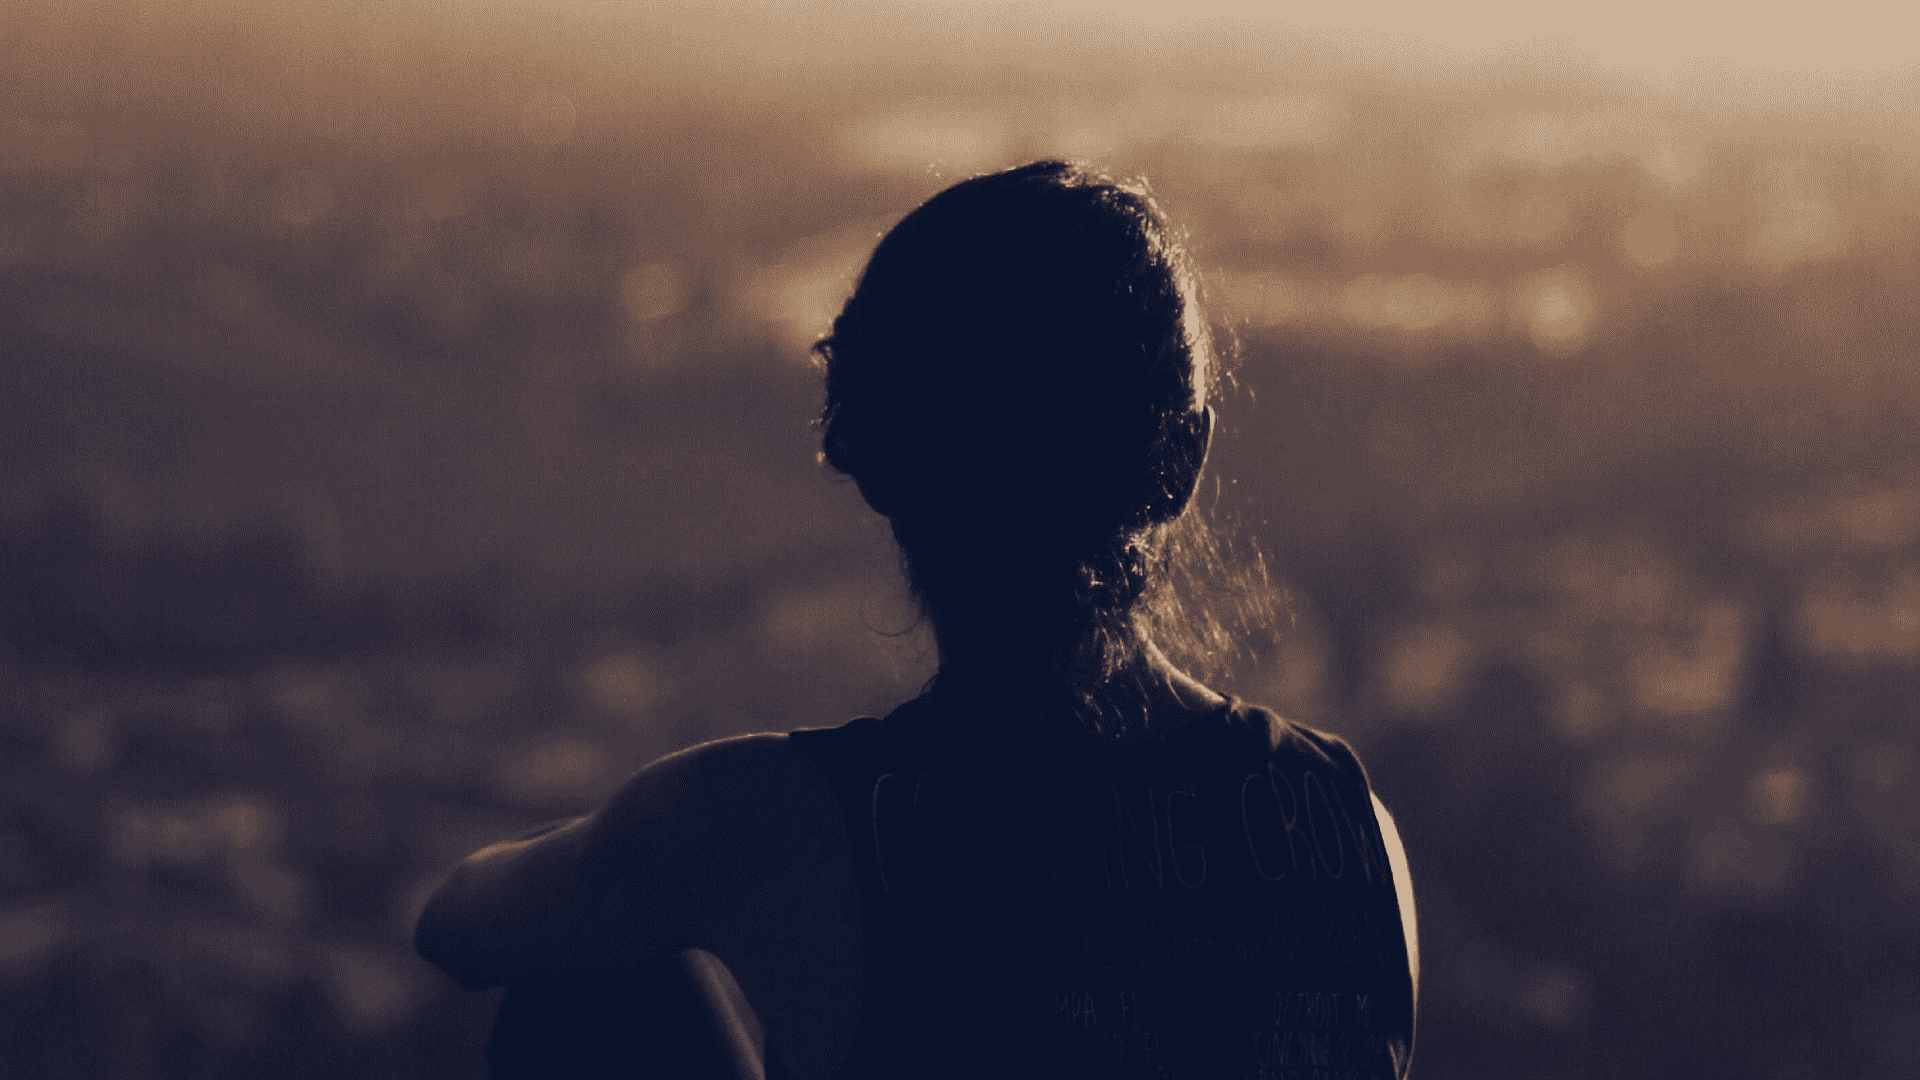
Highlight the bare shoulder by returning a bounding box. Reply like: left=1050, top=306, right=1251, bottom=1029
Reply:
left=600, top=732, right=863, bottom=1078
left=1370, top=793, right=1420, bottom=1012
left=592, top=732, right=853, bottom=940
left=596, top=732, right=839, bottom=854
left=417, top=732, right=852, bottom=991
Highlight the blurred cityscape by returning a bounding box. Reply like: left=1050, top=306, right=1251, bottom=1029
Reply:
left=3, top=2, right=1918, bottom=1077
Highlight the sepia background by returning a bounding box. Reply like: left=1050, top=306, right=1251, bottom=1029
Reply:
left=4, top=1, right=1919, bottom=1076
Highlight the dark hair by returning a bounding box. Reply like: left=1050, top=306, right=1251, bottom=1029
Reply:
left=813, top=160, right=1268, bottom=723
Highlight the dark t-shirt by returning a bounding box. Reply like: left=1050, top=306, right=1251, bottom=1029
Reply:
left=787, top=695, right=1415, bottom=1080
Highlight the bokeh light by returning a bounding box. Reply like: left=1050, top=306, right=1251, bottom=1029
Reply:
left=1516, top=264, right=1596, bottom=358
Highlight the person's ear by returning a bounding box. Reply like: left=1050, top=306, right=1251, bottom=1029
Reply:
left=824, top=420, right=894, bottom=516
left=1144, top=405, right=1214, bottom=524
left=821, top=418, right=857, bottom=475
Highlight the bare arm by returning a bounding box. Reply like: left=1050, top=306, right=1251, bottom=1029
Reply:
left=1371, top=791, right=1419, bottom=1031
left=415, top=735, right=773, bottom=990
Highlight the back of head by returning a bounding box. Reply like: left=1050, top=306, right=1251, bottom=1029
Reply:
left=815, top=161, right=1221, bottom=704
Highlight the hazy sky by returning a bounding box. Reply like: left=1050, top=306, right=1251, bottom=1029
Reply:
left=913, top=0, right=1920, bottom=74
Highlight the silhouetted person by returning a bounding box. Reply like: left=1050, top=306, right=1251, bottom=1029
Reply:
left=417, top=161, right=1418, bottom=1079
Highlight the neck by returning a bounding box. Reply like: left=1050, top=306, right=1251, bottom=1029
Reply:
left=930, top=631, right=1226, bottom=741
